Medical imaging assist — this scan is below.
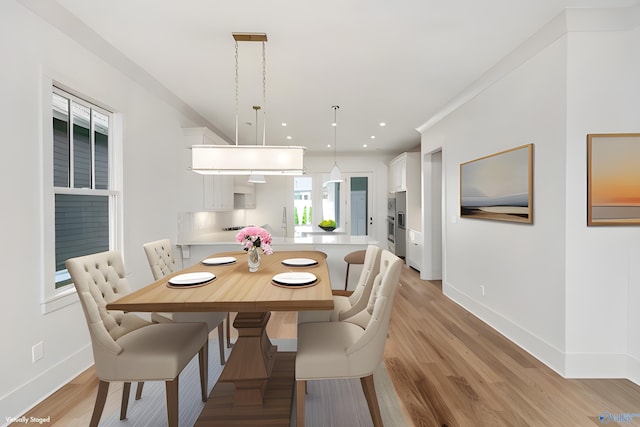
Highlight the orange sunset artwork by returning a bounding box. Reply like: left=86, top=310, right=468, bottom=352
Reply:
left=589, top=134, right=640, bottom=223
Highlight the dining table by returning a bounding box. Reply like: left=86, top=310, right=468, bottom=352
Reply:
left=106, top=249, right=333, bottom=423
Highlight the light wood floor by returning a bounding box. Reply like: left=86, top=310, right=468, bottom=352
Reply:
left=16, top=266, right=640, bottom=426
left=385, top=265, right=640, bottom=426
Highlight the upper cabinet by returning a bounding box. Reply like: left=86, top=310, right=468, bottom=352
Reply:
left=184, top=127, right=258, bottom=211
left=388, top=152, right=419, bottom=194
left=184, top=127, right=234, bottom=211
left=203, top=175, right=234, bottom=210
left=233, top=176, right=256, bottom=209
left=389, top=155, right=406, bottom=193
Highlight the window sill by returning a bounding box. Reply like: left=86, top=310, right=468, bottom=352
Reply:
left=42, top=287, right=79, bottom=314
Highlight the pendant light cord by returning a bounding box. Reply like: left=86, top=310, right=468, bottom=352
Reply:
left=234, top=40, right=239, bottom=146
left=332, top=105, right=339, bottom=165
left=262, top=41, right=267, bottom=146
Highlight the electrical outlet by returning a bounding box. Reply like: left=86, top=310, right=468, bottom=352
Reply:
left=480, top=285, right=485, bottom=297
left=32, top=341, right=43, bottom=363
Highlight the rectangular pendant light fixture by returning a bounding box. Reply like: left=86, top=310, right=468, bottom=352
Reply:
left=191, top=145, right=305, bottom=175
left=190, top=32, right=306, bottom=176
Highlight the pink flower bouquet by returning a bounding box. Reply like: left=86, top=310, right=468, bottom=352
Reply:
left=235, top=226, right=273, bottom=255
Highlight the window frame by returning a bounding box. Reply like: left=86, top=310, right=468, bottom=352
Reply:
left=292, top=172, right=374, bottom=237
left=41, top=80, right=123, bottom=314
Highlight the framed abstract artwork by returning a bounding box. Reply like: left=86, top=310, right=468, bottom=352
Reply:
left=460, top=144, right=533, bottom=224
left=587, top=133, right=640, bottom=226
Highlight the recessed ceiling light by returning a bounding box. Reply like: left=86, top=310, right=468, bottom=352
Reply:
left=281, top=123, right=287, bottom=126
left=331, top=122, right=337, bottom=127
left=370, top=135, right=376, bottom=139
left=379, top=122, right=386, bottom=127
left=327, top=144, right=331, bottom=148
left=286, top=136, right=292, bottom=140
left=363, top=144, right=368, bottom=148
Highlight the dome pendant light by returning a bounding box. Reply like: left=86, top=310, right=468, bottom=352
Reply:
left=326, top=105, right=343, bottom=184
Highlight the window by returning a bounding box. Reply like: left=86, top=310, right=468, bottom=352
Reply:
left=294, top=176, right=313, bottom=233
left=51, top=88, right=116, bottom=289
left=292, top=173, right=373, bottom=236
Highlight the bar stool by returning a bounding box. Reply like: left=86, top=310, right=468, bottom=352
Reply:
left=343, top=249, right=367, bottom=291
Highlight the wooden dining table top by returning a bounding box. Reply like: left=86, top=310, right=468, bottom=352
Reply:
left=106, top=250, right=334, bottom=313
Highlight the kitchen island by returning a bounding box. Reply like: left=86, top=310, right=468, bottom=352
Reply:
left=178, top=233, right=378, bottom=291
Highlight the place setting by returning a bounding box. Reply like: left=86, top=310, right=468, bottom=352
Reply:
left=271, top=271, right=318, bottom=288
left=280, top=257, right=319, bottom=267
left=166, top=272, right=216, bottom=288
left=201, top=256, right=237, bottom=266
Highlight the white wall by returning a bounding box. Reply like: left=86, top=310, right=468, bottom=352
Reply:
left=564, top=26, right=640, bottom=381
left=420, top=7, right=640, bottom=382
left=422, top=35, right=569, bottom=372
left=0, top=1, right=206, bottom=420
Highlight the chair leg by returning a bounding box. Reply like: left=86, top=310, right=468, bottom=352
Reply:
left=217, top=323, right=225, bottom=365
left=120, top=382, right=131, bottom=420
left=199, top=343, right=209, bottom=402
left=135, top=382, right=144, bottom=400
left=226, top=313, right=232, bottom=348
left=90, top=380, right=110, bottom=427
left=165, top=378, right=179, bottom=427
left=344, top=264, right=351, bottom=291
left=296, top=380, right=306, bottom=427
left=360, top=374, right=383, bottom=427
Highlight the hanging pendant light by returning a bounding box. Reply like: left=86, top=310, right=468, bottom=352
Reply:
left=248, top=105, right=266, bottom=183
left=191, top=32, right=305, bottom=175
left=325, top=105, right=343, bottom=184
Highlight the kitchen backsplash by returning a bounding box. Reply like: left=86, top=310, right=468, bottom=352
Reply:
left=178, top=211, right=249, bottom=243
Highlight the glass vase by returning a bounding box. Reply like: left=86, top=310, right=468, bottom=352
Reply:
left=247, top=246, right=261, bottom=272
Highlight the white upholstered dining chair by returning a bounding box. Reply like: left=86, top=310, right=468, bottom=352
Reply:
left=295, top=249, right=403, bottom=427
left=65, top=250, right=209, bottom=427
left=143, top=239, right=228, bottom=364
left=297, top=244, right=382, bottom=324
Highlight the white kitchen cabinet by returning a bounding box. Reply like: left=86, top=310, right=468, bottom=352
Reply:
left=184, top=127, right=235, bottom=211
left=388, top=152, right=419, bottom=194
left=388, top=154, right=407, bottom=193
left=203, top=175, right=234, bottom=210
left=233, top=176, right=256, bottom=209
left=406, top=228, right=423, bottom=272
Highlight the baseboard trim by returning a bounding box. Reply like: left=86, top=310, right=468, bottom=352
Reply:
left=443, top=281, right=565, bottom=375
left=443, top=282, right=640, bottom=385
left=1, top=344, right=93, bottom=426
left=564, top=352, right=630, bottom=379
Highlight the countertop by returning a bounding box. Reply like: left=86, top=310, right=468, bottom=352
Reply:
left=178, top=231, right=377, bottom=246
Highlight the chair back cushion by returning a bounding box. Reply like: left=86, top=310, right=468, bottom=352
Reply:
left=342, top=245, right=381, bottom=313
left=365, top=250, right=396, bottom=314
left=345, top=250, right=403, bottom=374
left=65, top=251, right=149, bottom=355
left=143, top=239, right=178, bottom=280
left=342, top=250, right=398, bottom=328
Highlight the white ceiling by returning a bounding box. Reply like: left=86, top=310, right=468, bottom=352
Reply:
left=30, top=0, right=638, bottom=154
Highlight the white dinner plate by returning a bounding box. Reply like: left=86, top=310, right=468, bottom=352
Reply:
left=202, top=256, right=237, bottom=266
left=272, top=272, right=317, bottom=286
left=169, top=272, right=215, bottom=286
left=281, top=258, right=318, bottom=267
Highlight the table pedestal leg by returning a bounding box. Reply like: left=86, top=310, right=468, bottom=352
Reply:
left=218, top=311, right=278, bottom=406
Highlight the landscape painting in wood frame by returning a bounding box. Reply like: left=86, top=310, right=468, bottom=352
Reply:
left=587, top=133, right=640, bottom=226
left=460, top=144, right=533, bottom=224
